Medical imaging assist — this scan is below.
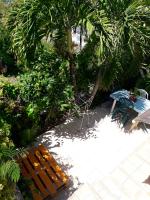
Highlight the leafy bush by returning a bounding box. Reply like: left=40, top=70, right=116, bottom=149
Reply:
left=0, top=49, right=75, bottom=199
left=0, top=23, right=17, bottom=73
left=0, top=117, right=20, bottom=200
left=0, top=147, right=21, bottom=200
left=19, top=50, right=75, bottom=122
left=0, top=49, right=75, bottom=146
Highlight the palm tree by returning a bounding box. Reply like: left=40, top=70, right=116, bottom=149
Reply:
left=84, top=0, right=150, bottom=105
left=8, top=0, right=149, bottom=102
left=8, top=0, right=94, bottom=95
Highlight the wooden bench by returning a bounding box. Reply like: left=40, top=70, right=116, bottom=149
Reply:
left=18, top=144, right=69, bottom=200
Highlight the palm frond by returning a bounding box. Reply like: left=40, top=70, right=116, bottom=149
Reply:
left=0, top=160, right=20, bottom=182
left=0, top=146, right=25, bottom=160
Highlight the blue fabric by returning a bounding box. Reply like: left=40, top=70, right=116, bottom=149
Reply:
left=110, top=90, right=150, bottom=114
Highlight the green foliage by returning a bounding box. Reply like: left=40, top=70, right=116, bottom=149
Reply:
left=0, top=0, right=17, bottom=72
left=3, top=82, right=19, bottom=99
left=0, top=76, right=22, bottom=199
left=7, top=0, right=150, bottom=95
left=0, top=160, right=20, bottom=182
left=19, top=50, right=74, bottom=119
left=0, top=49, right=75, bottom=147
left=136, top=72, right=150, bottom=94
left=0, top=181, right=16, bottom=200
left=0, top=1, right=149, bottom=198
left=0, top=48, right=75, bottom=199
left=0, top=23, right=15, bottom=68
left=78, top=0, right=150, bottom=91
left=8, top=0, right=93, bottom=65
left=0, top=119, right=11, bottom=137
left=0, top=123, right=21, bottom=200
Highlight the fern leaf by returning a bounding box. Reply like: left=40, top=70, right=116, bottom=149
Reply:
left=0, top=146, right=26, bottom=159
left=7, top=161, right=20, bottom=183
left=0, top=160, right=20, bottom=182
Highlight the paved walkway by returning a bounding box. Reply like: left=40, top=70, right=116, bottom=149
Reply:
left=66, top=138, right=150, bottom=200
left=37, top=102, right=150, bottom=200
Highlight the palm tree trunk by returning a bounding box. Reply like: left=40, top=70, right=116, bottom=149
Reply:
left=80, top=25, right=82, bottom=50
left=67, top=28, right=77, bottom=96
left=88, top=69, right=101, bottom=106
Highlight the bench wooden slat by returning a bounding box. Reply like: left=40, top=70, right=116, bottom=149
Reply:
left=27, top=151, right=41, bottom=171
left=27, top=152, right=56, bottom=196
left=18, top=159, right=46, bottom=199
left=17, top=159, right=29, bottom=177
left=38, top=145, right=68, bottom=184
left=22, top=157, right=49, bottom=197
left=33, top=148, right=63, bottom=188
left=18, top=159, right=43, bottom=200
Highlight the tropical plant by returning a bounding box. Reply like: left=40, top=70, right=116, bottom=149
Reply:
left=0, top=48, right=75, bottom=146
left=19, top=49, right=75, bottom=122
left=1, top=1, right=149, bottom=197
left=0, top=146, right=20, bottom=183
left=8, top=0, right=150, bottom=104
left=8, top=0, right=95, bottom=94
left=0, top=118, right=22, bottom=200
left=0, top=146, right=22, bottom=200
left=83, top=0, right=150, bottom=104
left=0, top=0, right=17, bottom=74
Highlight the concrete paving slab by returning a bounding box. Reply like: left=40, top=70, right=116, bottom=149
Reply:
left=36, top=103, right=150, bottom=200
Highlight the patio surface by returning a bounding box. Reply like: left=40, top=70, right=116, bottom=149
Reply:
left=36, top=101, right=150, bottom=200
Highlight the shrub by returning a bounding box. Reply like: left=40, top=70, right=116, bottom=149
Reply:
left=0, top=49, right=76, bottom=198
left=0, top=50, right=75, bottom=146
left=0, top=117, right=20, bottom=200
left=19, top=50, right=75, bottom=124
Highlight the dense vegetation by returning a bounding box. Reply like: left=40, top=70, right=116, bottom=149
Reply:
left=0, top=0, right=149, bottom=199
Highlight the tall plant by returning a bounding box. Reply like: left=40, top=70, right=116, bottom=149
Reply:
left=0, top=119, right=21, bottom=200
left=8, top=0, right=150, bottom=101
left=82, top=0, right=150, bottom=103
left=8, top=0, right=94, bottom=94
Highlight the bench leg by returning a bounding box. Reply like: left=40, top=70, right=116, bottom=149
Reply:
left=143, top=123, right=148, bottom=133
left=129, top=120, right=139, bottom=132
left=110, top=100, right=117, bottom=114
